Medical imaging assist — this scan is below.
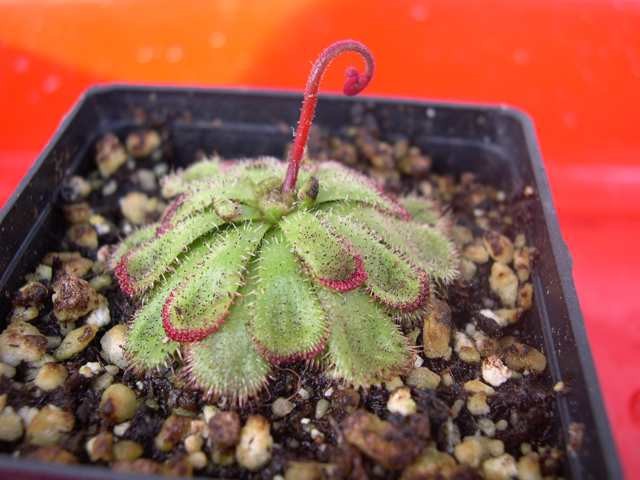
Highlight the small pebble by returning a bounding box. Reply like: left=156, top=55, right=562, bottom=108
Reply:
left=284, top=462, right=326, bottom=480
left=208, top=410, right=240, bottom=448
left=68, top=223, right=99, bottom=249
left=26, top=405, right=75, bottom=447
left=90, top=214, right=111, bottom=235
left=517, top=453, right=542, bottom=480
left=518, top=283, right=534, bottom=310
left=102, top=180, right=117, bottom=196
left=34, top=363, right=68, bottom=391
left=454, top=437, right=485, bottom=468
left=54, top=325, right=98, bottom=361
left=126, top=130, right=161, bottom=158
left=478, top=418, right=496, bottom=437
left=0, top=321, right=48, bottom=366
left=154, top=163, right=169, bottom=176
left=514, top=247, right=532, bottom=282
left=315, top=399, right=330, bottom=420
left=0, top=363, right=16, bottom=378
left=454, top=436, right=504, bottom=468
left=479, top=309, right=508, bottom=328
left=387, top=387, right=417, bottom=416
left=120, top=192, right=159, bottom=225
left=454, top=331, right=481, bottom=363
left=43, top=252, right=93, bottom=278
left=464, top=241, right=490, bottom=264
left=155, top=414, right=191, bottom=452
left=452, top=225, right=474, bottom=247
left=468, top=325, right=499, bottom=357
left=500, top=338, right=546, bottom=374
left=9, top=306, right=39, bottom=323
left=235, top=415, right=273, bottom=471
left=113, top=422, right=130, bottom=437
left=86, top=305, right=111, bottom=328
left=14, top=281, right=48, bottom=308
left=482, top=355, right=513, bottom=387
left=136, top=169, right=157, bottom=191
left=483, top=231, right=514, bottom=264
left=460, top=258, right=478, bottom=281
left=385, top=376, right=404, bottom=391
left=52, top=273, right=101, bottom=323
left=63, top=202, right=92, bottom=224
left=482, top=453, right=518, bottom=480
left=297, top=388, right=310, bottom=400
left=185, top=433, right=204, bottom=453
left=441, top=370, right=454, bottom=387
left=450, top=399, right=465, bottom=418
left=188, top=451, right=208, bottom=470
left=0, top=407, right=24, bottom=442
left=467, top=392, right=490, bottom=416
left=79, top=361, right=103, bottom=378
left=113, top=440, right=143, bottom=461
left=96, top=133, right=127, bottom=178
left=93, top=372, right=114, bottom=391
left=17, top=406, right=39, bottom=427
left=489, top=262, right=519, bottom=307
left=86, top=432, right=113, bottom=462
left=271, top=397, right=295, bottom=418
left=61, top=176, right=91, bottom=201
left=100, top=324, right=129, bottom=369
left=100, top=384, right=138, bottom=423
left=90, top=274, right=113, bottom=292
left=464, top=379, right=496, bottom=396
left=202, top=405, right=219, bottom=423
left=34, top=264, right=53, bottom=284
left=495, top=308, right=521, bottom=326
left=406, top=367, right=441, bottom=390
left=423, top=298, right=452, bottom=359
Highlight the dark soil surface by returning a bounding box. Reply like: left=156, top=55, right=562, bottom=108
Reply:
left=0, top=118, right=564, bottom=479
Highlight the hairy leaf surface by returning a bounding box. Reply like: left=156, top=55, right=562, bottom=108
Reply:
left=317, top=288, right=412, bottom=385
left=250, top=232, right=327, bottom=362
left=162, top=223, right=269, bottom=342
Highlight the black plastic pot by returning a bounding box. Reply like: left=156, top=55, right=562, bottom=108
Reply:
left=0, top=86, right=622, bottom=479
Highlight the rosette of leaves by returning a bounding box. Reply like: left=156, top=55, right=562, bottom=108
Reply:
left=111, top=40, right=458, bottom=402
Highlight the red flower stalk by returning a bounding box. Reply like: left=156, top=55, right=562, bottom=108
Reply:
left=281, top=39, right=375, bottom=193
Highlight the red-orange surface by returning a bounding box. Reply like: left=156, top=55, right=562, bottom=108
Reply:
left=1, top=1, right=639, bottom=476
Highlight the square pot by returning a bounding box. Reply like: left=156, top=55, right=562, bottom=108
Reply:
left=0, top=85, right=622, bottom=479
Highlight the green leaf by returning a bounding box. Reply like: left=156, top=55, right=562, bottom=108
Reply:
left=250, top=231, right=327, bottom=362
left=126, top=240, right=214, bottom=370
left=280, top=210, right=366, bottom=292
left=160, top=180, right=260, bottom=230
left=400, top=194, right=442, bottom=226
left=185, top=269, right=270, bottom=402
left=317, top=287, right=412, bottom=386
left=313, top=161, right=409, bottom=218
left=115, top=209, right=225, bottom=296
left=400, top=223, right=458, bottom=283
left=230, top=157, right=287, bottom=185
left=162, top=222, right=269, bottom=342
left=321, top=211, right=429, bottom=311
left=345, top=207, right=458, bottom=283
left=161, top=158, right=221, bottom=198
left=182, top=158, right=222, bottom=182
left=109, top=224, right=157, bottom=268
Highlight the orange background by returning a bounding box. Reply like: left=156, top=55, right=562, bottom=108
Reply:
left=1, top=1, right=639, bottom=476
